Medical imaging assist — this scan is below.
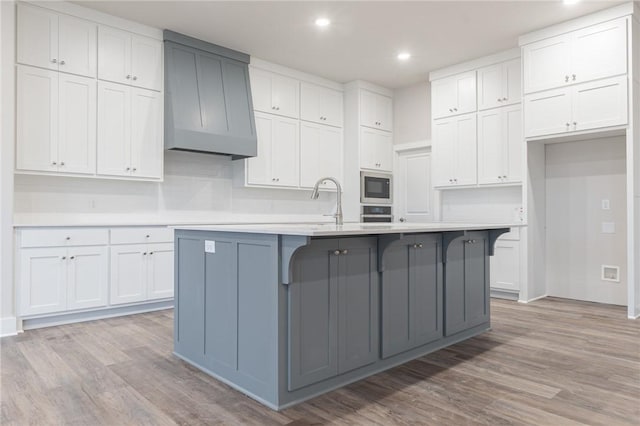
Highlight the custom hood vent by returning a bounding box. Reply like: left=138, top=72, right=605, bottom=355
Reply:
left=164, top=30, right=257, bottom=159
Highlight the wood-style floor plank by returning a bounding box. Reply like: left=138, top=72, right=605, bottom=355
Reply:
left=1, top=298, right=638, bottom=425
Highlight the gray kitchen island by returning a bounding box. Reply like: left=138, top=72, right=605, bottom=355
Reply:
left=172, top=223, right=514, bottom=410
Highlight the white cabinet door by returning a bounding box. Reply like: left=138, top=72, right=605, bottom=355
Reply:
left=58, top=15, right=97, bottom=78
left=524, top=87, right=571, bottom=138
left=98, top=26, right=132, bottom=86
left=396, top=150, right=433, bottom=223
left=360, top=90, right=391, bottom=131
left=110, top=244, right=147, bottom=305
left=572, top=75, right=628, bottom=132
left=16, top=66, right=59, bottom=173
left=477, top=64, right=502, bottom=111
left=502, top=58, right=521, bottom=106
left=146, top=243, right=174, bottom=300
left=360, top=127, right=392, bottom=172
left=491, top=240, right=520, bottom=292
left=67, top=246, right=108, bottom=310
left=17, top=4, right=58, bottom=71
left=251, top=69, right=299, bottom=118
left=58, top=74, right=96, bottom=175
left=130, top=88, right=162, bottom=178
left=432, top=71, right=476, bottom=118
left=454, top=114, right=477, bottom=186
left=131, top=35, right=162, bottom=91
left=97, top=81, right=131, bottom=177
left=477, top=109, right=503, bottom=185
left=432, top=118, right=456, bottom=187
left=301, top=83, right=343, bottom=127
left=503, top=105, right=523, bottom=184
left=20, top=247, right=67, bottom=316
left=299, top=122, right=343, bottom=189
left=270, top=117, right=300, bottom=187
left=571, top=18, right=627, bottom=86
left=523, top=34, right=571, bottom=94
left=247, top=113, right=273, bottom=185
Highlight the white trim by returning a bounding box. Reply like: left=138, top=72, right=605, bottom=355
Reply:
left=250, top=57, right=343, bottom=91
left=24, top=1, right=163, bottom=39
left=343, top=80, right=393, bottom=97
left=519, top=2, right=634, bottom=46
left=518, top=293, right=548, bottom=304
left=393, top=140, right=431, bottom=153
left=429, top=48, right=520, bottom=81
left=628, top=312, right=639, bottom=320
left=0, top=316, right=17, bottom=337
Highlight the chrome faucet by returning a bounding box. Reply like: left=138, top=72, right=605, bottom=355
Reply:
left=311, top=177, right=343, bottom=225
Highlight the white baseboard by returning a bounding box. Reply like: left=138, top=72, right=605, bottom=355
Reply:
left=518, top=294, right=548, bottom=304
left=0, top=317, right=18, bottom=337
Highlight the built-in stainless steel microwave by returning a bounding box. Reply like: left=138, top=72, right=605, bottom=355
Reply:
left=360, top=171, right=392, bottom=204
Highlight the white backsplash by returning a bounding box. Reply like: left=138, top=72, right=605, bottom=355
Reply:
left=440, top=185, right=523, bottom=223
left=14, top=150, right=337, bottom=223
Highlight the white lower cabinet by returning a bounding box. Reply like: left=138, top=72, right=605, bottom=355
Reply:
left=490, top=238, right=520, bottom=293
left=524, top=75, right=627, bottom=138
left=146, top=243, right=175, bottom=300
left=20, top=245, right=108, bottom=316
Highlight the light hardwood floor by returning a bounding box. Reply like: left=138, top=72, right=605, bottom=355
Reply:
left=1, top=298, right=639, bottom=425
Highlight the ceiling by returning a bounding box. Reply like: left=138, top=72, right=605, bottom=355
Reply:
left=75, top=0, right=624, bottom=89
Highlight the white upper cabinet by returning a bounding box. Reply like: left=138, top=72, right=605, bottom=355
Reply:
left=300, top=122, right=343, bottom=189
left=246, top=112, right=299, bottom=187
left=97, top=81, right=162, bottom=179
left=17, top=4, right=97, bottom=78
left=16, top=66, right=96, bottom=175
left=251, top=68, right=300, bottom=118
left=360, top=127, right=393, bottom=172
left=301, top=83, right=344, bottom=128
left=98, top=26, right=162, bottom=91
left=524, top=75, right=627, bottom=138
left=478, top=58, right=521, bottom=110
left=478, top=105, right=522, bottom=185
left=523, top=18, right=627, bottom=94
left=360, top=90, right=392, bottom=131
left=432, top=71, right=476, bottom=119
left=432, top=113, right=477, bottom=188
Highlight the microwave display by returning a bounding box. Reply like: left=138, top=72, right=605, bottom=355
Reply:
left=360, top=172, right=392, bottom=204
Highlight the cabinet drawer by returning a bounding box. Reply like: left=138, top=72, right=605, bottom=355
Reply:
left=110, top=227, right=174, bottom=244
left=20, top=228, right=109, bottom=248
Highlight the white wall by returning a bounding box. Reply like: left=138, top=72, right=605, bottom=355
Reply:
left=545, top=136, right=627, bottom=306
left=1, top=0, right=16, bottom=335
left=14, top=150, right=337, bottom=221
left=393, top=81, right=431, bottom=144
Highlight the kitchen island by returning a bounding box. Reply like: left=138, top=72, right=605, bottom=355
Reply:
left=172, top=223, right=515, bottom=410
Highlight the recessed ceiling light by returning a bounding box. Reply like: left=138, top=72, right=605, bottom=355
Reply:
left=397, top=52, right=411, bottom=61
left=315, top=18, right=331, bottom=27
left=563, top=0, right=580, bottom=5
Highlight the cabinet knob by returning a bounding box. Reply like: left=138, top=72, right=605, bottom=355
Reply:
left=573, top=121, right=577, bottom=127
left=448, top=108, right=453, bottom=112
left=126, top=75, right=131, bottom=79
left=566, top=123, right=570, bottom=128
left=132, top=168, right=137, bottom=172
left=572, top=74, right=576, bottom=81
left=565, top=75, right=569, bottom=82
left=417, top=243, right=423, bottom=248
left=502, top=97, right=507, bottom=101
left=453, top=108, right=457, bottom=112
left=341, top=249, right=348, bottom=255
left=51, top=58, right=57, bottom=64
left=149, top=252, right=153, bottom=255
left=497, top=98, right=502, bottom=102
left=60, top=162, right=65, bottom=166
left=334, top=250, right=341, bottom=255
left=66, top=237, right=71, bottom=240
left=143, top=252, right=147, bottom=255
left=272, top=106, right=276, bottom=110
left=146, top=235, right=150, bottom=238
left=70, top=256, right=75, bottom=260
left=61, top=256, right=66, bottom=260
left=52, top=161, right=57, bottom=165
left=133, top=76, right=138, bottom=81
left=59, top=60, right=65, bottom=65
left=126, top=167, right=131, bottom=171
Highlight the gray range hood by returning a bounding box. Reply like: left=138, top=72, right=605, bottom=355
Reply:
left=164, top=30, right=257, bottom=159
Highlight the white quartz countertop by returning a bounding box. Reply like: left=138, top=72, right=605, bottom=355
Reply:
left=172, top=222, right=524, bottom=236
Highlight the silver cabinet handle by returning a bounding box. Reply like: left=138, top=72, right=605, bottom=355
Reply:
left=418, top=243, right=423, bottom=248
left=132, top=76, right=138, bottom=81
left=566, top=123, right=570, bottom=128
left=132, top=168, right=137, bottom=172
left=143, top=252, right=147, bottom=256
left=70, top=256, right=75, bottom=260
left=146, top=235, right=150, bottom=238
left=59, top=60, right=65, bottom=65
left=52, top=161, right=57, bottom=165
left=61, top=256, right=66, bottom=260
left=565, top=75, right=569, bottom=82
left=66, top=237, right=71, bottom=241
left=572, top=74, right=576, bottom=81
left=453, top=107, right=458, bottom=112
left=466, top=239, right=477, bottom=244
left=341, top=249, right=348, bottom=255
left=126, top=75, right=131, bottom=79
left=502, top=97, right=507, bottom=101
left=399, top=217, right=406, bottom=222
left=573, top=121, right=577, bottom=128
left=334, top=250, right=341, bottom=255
left=60, top=162, right=65, bottom=166
left=272, top=106, right=276, bottom=110
left=497, top=98, right=502, bottom=102
left=149, top=252, right=153, bottom=255
left=51, top=59, right=57, bottom=64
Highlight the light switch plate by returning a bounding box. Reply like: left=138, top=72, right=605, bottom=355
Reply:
left=601, top=222, right=615, bottom=234
left=601, top=199, right=610, bottom=210
left=205, top=240, right=216, bottom=253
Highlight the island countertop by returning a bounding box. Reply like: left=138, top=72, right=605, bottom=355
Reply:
left=171, top=222, right=524, bottom=236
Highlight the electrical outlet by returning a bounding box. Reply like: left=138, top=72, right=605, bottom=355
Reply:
left=601, top=222, right=615, bottom=234
left=205, top=240, right=216, bottom=254
left=601, top=265, right=620, bottom=282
